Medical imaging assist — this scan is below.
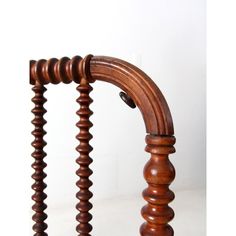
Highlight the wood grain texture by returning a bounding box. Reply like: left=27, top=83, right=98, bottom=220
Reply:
left=30, top=54, right=176, bottom=236
left=90, top=56, right=174, bottom=135
left=31, top=84, right=48, bottom=236
left=30, top=55, right=94, bottom=85
left=75, top=78, right=94, bottom=236
left=30, top=55, right=173, bottom=135
left=140, top=135, right=176, bottom=236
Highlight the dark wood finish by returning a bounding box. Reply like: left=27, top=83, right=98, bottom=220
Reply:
left=30, top=55, right=94, bottom=85
left=30, top=55, right=176, bottom=236
left=119, top=91, right=136, bottom=108
left=75, top=77, right=94, bottom=236
left=31, top=83, right=48, bottom=236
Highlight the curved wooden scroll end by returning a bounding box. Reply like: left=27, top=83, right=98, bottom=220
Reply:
left=29, top=54, right=176, bottom=236
left=89, top=56, right=174, bottom=135
left=30, top=54, right=173, bottom=135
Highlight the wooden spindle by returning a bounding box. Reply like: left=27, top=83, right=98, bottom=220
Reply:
left=31, top=84, right=48, bottom=236
left=75, top=78, right=93, bottom=236
left=140, top=135, right=176, bottom=236
left=30, top=54, right=176, bottom=235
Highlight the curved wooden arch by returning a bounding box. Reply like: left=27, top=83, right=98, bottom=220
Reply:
left=90, top=56, right=174, bottom=135
left=30, top=55, right=174, bottom=135
left=30, top=55, right=176, bottom=236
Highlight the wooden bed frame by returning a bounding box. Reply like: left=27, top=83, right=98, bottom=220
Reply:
left=30, top=54, right=176, bottom=236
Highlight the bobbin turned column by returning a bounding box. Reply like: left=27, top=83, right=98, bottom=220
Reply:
left=30, top=54, right=176, bottom=235
left=140, top=135, right=176, bottom=236
left=75, top=79, right=93, bottom=236
left=75, top=55, right=94, bottom=236
left=31, top=82, right=48, bottom=236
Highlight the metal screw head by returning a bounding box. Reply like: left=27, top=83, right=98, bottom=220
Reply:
left=119, top=91, right=136, bottom=109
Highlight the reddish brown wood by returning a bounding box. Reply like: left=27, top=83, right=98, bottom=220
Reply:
left=75, top=77, right=94, bottom=236
left=30, top=55, right=176, bottom=236
left=30, top=55, right=94, bottom=85
left=140, top=135, right=176, bottom=236
left=89, top=56, right=174, bottom=135
left=31, top=83, right=48, bottom=236
left=30, top=55, right=173, bottom=135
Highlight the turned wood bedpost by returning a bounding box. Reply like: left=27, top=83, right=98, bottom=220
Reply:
left=90, top=56, right=176, bottom=236
left=75, top=55, right=95, bottom=236
left=30, top=55, right=95, bottom=236
left=30, top=54, right=176, bottom=236
left=140, top=135, right=175, bottom=236
left=31, top=81, right=48, bottom=236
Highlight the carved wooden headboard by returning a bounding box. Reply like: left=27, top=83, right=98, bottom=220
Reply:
left=30, top=54, right=176, bottom=236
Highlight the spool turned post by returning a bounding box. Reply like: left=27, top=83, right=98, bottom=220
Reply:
left=75, top=77, right=94, bottom=236
left=140, top=135, right=176, bottom=236
left=30, top=55, right=176, bottom=235
left=31, top=83, right=48, bottom=236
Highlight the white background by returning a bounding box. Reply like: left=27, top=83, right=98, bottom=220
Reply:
left=0, top=0, right=212, bottom=235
